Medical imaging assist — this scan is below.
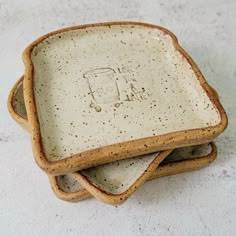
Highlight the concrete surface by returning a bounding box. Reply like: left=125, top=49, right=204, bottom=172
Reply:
left=0, top=0, right=235, bottom=235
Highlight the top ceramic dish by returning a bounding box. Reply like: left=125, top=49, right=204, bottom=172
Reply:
left=23, top=22, right=227, bottom=175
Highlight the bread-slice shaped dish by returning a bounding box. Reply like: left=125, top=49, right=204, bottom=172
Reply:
left=22, top=22, right=227, bottom=175
left=8, top=78, right=217, bottom=204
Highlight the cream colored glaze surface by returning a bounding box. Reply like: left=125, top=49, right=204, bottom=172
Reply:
left=12, top=82, right=27, bottom=119
left=56, top=174, right=83, bottom=192
left=31, top=25, right=221, bottom=161
left=79, top=152, right=159, bottom=194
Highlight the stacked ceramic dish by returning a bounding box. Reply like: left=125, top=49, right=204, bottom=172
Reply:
left=8, top=22, right=227, bottom=205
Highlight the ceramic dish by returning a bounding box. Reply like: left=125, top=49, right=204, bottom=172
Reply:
left=8, top=77, right=217, bottom=204
left=22, top=22, right=227, bottom=175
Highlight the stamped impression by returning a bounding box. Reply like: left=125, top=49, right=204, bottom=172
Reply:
left=84, top=66, right=150, bottom=112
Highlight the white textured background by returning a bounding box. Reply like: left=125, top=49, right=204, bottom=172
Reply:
left=0, top=0, right=235, bottom=235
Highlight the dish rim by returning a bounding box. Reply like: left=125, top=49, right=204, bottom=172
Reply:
left=22, top=21, right=227, bottom=175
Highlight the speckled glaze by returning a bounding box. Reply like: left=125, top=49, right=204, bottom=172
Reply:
left=75, top=150, right=172, bottom=205
left=8, top=78, right=217, bottom=203
left=81, top=154, right=167, bottom=195
left=22, top=22, right=227, bottom=175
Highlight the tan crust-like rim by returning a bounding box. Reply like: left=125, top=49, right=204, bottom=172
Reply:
left=73, top=149, right=172, bottom=205
left=22, top=21, right=227, bottom=175
left=8, top=78, right=217, bottom=203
